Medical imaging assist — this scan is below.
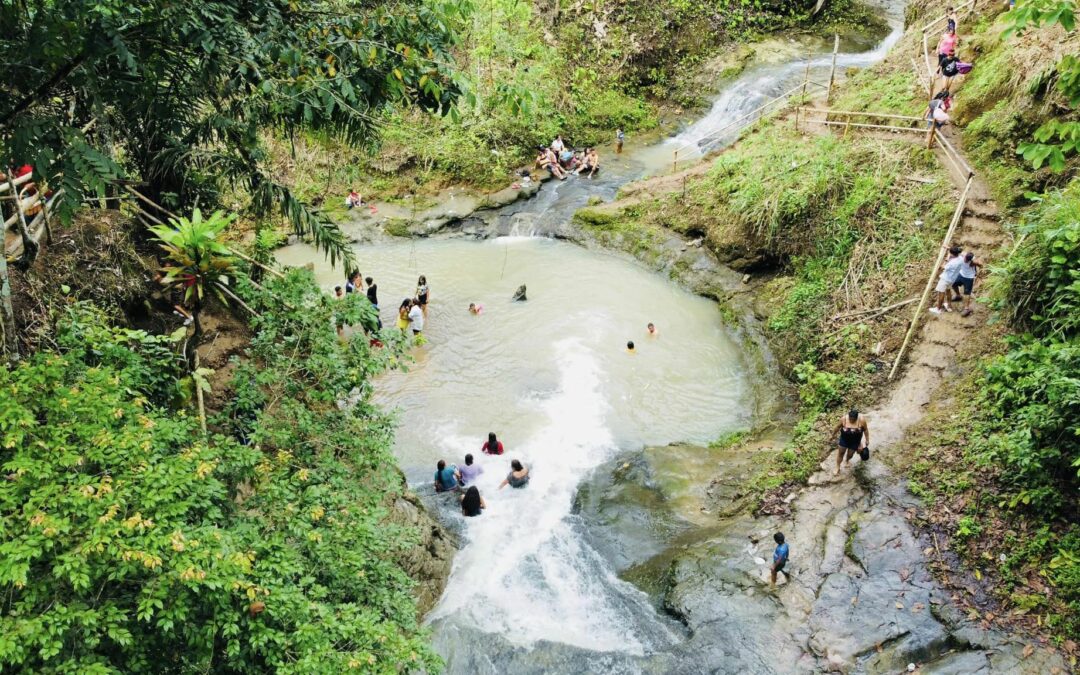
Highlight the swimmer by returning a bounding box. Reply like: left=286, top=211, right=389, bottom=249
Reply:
left=460, top=486, right=486, bottom=517
left=499, top=459, right=530, bottom=489
left=469, top=302, right=484, bottom=315
left=627, top=340, right=636, bottom=353
left=647, top=322, right=658, bottom=337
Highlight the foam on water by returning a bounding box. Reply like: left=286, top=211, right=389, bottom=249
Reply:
left=429, top=339, right=675, bottom=652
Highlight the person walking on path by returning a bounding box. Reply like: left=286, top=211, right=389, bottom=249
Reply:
left=930, top=246, right=964, bottom=314
left=771, top=533, right=790, bottom=587
left=833, top=409, right=869, bottom=475
left=950, top=251, right=980, bottom=317
left=936, top=26, right=959, bottom=70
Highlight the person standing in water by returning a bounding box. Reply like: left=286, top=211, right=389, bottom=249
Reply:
left=615, top=128, right=625, bottom=154
left=459, top=453, right=484, bottom=486
left=833, top=409, right=869, bottom=475
left=627, top=340, right=636, bottom=353
left=647, top=322, right=659, bottom=337
left=408, top=298, right=425, bottom=336
left=499, top=459, right=530, bottom=489
left=771, top=533, right=790, bottom=587
left=345, top=270, right=363, bottom=294
left=416, top=275, right=430, bottom=317
left=482, top=432, right=504, bottom=455
left=460, top=486, right=486, bottom=517
left=468, top=302, right=483, bottom=315
left=364, top=276, right=382, bottom=329
left=396, top=298, right=411, bottom=332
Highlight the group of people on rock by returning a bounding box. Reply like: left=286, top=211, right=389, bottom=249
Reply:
left=433, top=432, right=531, bottom=517
left=926, top=8, right=973, bottom=129
left=534, top=134, right=605, bottom=180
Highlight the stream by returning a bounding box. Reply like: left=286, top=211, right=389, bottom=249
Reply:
left=275, top=8, right=906, bottom=672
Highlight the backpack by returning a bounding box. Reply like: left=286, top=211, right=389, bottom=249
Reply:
left=957, top=62, right=973, bottom=74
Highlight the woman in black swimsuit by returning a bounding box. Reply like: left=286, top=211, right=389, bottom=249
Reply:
left=834, top=409, right=870, bottom=475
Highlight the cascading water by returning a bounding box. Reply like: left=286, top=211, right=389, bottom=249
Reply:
left=275, top=7, right=907, bottom=671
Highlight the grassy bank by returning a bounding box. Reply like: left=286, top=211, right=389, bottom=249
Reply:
left=266, top=0, right=889, bottom=205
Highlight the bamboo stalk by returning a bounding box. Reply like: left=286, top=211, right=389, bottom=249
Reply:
left=194, top=352, right=208, bottom=437
left=215, top=282, right=261, bottom=318
left=888, top=176, right=974, bottom=380
left=831, top=296, right=918, bottom=321
left=6, top=175, right=36, bottom=263
left=0, top=172, right=32, bottom=194
left=799, top=107, right=925, bottom=122
left=817, top=120, right=924, bottom=133
left=827, top=34, right=840, bottom=104
left=0, top=233, right=17, bottom=362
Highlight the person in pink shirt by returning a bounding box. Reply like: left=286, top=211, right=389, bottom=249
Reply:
left=937, top=27, right=959, bottom=69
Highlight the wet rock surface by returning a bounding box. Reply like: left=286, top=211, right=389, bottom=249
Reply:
left=387, top=490, right=457, bottom=616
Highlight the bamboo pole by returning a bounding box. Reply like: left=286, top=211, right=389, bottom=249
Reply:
left=827, top=34, right=840, bottom=104
left=6, top=175, right=37, bottom=264
left=888, top=175, right=974, bottom=380
left=798, top=107, right=925, bottom=121
left=194, top=351, right=208, bottom=437
left=0, top=172, right=32, bottom=194
left=926, top=123, right=937, bottom=149
left=0, top=237, right=17, bottom=362
left=817, top=120, right=924, bottom=133
left=672, top=148, right=679, bottom=175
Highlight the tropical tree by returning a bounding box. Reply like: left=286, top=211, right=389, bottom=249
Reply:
left=0, top=0, right=469, bottom=267
left=149, top=209, right=238, bottom=339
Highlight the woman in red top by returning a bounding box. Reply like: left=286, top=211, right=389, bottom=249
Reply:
left=482, top=432, right=504, bottom=455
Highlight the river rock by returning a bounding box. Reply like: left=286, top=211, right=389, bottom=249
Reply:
left=387, top=489, right=456, bottom=616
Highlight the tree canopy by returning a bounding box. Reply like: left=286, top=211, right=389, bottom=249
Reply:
left=0, top=0, right=468, bottom=267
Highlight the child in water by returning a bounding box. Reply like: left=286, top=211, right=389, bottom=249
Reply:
left=627, top=340, right=636, bottom=353
left=647, top=322, right=658, bottom=337
left=468, top=302, right=483, bottom=315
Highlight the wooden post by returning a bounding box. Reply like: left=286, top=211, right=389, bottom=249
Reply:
left=0, top=242, right=17, bottom=363
left=6, top=174, right=37, bottom=264
left=673, top=149, right=679, bottom=175
left=888, top=176, right=974, bottom=380
left=194, top=352, right=207, bottom=437
left=843, top=114, right=852, bottom=138
left=827, top=34, right=840, bottom=104
left=926, top=122, right=937, bottom=149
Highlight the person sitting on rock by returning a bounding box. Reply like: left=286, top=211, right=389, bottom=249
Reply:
left=499, top=459, right=530, bottom=489
left=434, top=459, right=460, bottom=493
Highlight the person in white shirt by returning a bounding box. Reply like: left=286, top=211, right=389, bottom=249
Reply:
left=930, top=246, right=964, bottom=314
left=408, top=299, right=425, bottom=335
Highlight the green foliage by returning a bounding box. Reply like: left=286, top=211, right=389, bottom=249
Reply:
left=1006, top=0, right=1080, bottom=171
left=0, top=278, right=438, bottom=672
left=793, top=361, right=847, bottom=411
left=1, top=0, right=467, bottom=266
left=150, top=209, right=239, bottom=333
